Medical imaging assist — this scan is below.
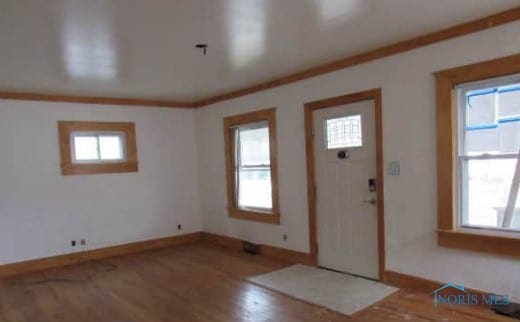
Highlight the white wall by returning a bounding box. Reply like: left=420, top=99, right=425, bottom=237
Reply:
left=0, top=100, right=201, bottom=265
left=196, top=22, right=520, bottom=299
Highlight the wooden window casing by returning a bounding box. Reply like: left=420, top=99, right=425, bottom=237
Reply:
left=435, top=54, right=520, bottom=257
left=58, top=121, right=138, bottom=175
left=223, top=108, right=280, bottom=224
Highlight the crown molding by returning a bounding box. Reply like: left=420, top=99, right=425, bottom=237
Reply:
left=0, top=91, right=195, bottom=108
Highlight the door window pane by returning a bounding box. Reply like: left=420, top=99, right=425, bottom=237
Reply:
left=326, top=115, right=362, bottom=149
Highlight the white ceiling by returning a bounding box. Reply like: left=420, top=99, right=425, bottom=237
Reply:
left=0, top=0, right=518, bottom=101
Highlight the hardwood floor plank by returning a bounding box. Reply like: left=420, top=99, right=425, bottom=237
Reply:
left=0, top=242, right=512, bottom=322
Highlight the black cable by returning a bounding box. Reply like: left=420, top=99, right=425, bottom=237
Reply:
left=6, top=261, right=118, bottom=286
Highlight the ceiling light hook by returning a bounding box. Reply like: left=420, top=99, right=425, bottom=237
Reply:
left=195, top=43, right=208, bottom=56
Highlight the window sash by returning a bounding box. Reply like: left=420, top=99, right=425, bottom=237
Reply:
left=457, top=74, right=520, bottom=158
left=457, top=76, right=520, bottom=233
left=233, top=125, right=273, bottom=213
left=458, top=155, right=519, bottom=232
left=236, top=166, right=273, bottom=213
left=71, top=131, right=126, bottom=164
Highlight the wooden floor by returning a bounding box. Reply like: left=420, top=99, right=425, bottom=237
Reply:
left=0, top=242, right=512, bottom=322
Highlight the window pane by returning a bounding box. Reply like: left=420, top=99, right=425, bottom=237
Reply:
left=326, top=115, right=362, bottom=149
left=499, top=122, right=520, bottom=154
left=498, top=85, right=520, bottom=118
left=466, top=122, right=519, bottom=155
left=239, top=125, right=270, bottom=166
left=464, top=84, right=520, bottom=155
left=73, top=136, right=99, bottom=161
left=465, top=128, right=499, bottom=155
left=237, top=168, right=272, bottom=210
left=463, top=159, right=519, bottom=231
left=466, top=90, right=495, bottom=127
left=99, top=135, right=124, bottom=160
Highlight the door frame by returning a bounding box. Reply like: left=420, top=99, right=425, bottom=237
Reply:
left=304, top=88, right=385, bottom=281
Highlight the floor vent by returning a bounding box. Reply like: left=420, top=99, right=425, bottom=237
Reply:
left=243, top=241, right=261, bottom=255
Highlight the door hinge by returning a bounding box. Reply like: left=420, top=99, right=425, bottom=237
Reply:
left=311, top=127, right=315, bottom=137
left=316, top=243, right=319, bottom=254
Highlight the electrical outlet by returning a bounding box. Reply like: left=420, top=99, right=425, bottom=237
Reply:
left=80, top=239, right=86, bottom=246
left=177, top=224, right=182, bottom=231
left=71, top=240, right=76, bottom=247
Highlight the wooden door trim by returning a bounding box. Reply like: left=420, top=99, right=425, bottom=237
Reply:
left=304, top=88, right=385, bottom=280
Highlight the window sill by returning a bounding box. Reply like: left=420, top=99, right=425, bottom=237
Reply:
left=61, top=162, right=138, bottom=175
left=229, top=209, right=280, bottom=225
left=437, top=229, right=520, bottom=258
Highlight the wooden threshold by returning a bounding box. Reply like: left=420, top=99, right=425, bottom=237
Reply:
left=0, top=232, right=202, bottom=279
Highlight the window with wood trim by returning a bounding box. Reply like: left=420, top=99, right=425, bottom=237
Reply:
left=435, top=54, right=520, bottom=257
left=58, top=121, right=138, bottom=175
left=223, top=108, right=280, bottom=224
left=458, top=78, right=520, bottom=232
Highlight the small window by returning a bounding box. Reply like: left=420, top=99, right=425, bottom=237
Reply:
left=58, top=121, right=138, bottom=175
left=325, top=114, right=362, bottom=149
left=223, top=108, right=280, bottom=224
left=458, top=78, right=520, bottom=232
left=72, top=132, right=126, bottom=163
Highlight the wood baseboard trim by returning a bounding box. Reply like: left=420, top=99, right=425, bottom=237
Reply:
left=385, top=270, right=491, bottom=297
left=202, top=232, right=315, bottom=265
left=0, top=232, right=202, bottom=279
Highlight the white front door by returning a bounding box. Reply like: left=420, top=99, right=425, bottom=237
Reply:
left=314, top=99, right=379, bottom=279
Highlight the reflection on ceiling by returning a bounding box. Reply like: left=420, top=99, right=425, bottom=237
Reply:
left=228, top=0, right=266, bottom=69
left=315, top=0, right=362, bottom=22
left=61, top=1, right=118, bottom=80
left=0, top=0, right=517, bottom=101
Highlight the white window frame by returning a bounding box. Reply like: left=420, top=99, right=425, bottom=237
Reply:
left=456, top=73, right=520, bottom=233
left=232, top=121, right=273, bottom=213
left=71, top=131, right=127, bottom=164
